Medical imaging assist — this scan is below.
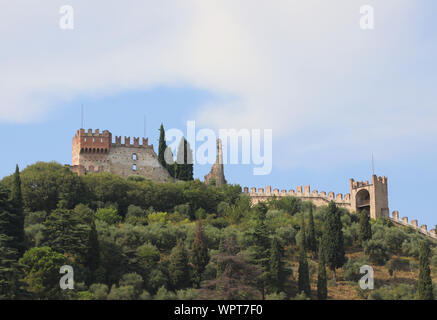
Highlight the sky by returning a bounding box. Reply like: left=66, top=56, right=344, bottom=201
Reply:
left=1, top=1, right=437, bottom=227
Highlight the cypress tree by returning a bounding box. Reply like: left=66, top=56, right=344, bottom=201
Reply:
left=299, top=216, right=307, bottom=250
left=10, top=165, right=25, bottom=256
left=176, top=138, right=194, bottom=181
left=0, top=185, right=21, bottom=299
left=358, top=209, right=372, bottom=245
left=168, top=239, right=191, bottom=290
left=307, top=206, right=317, bottom=255
left=250, top=204, right=270, bottom=299
left=297, top=242, right=311, bottom=298
left=322, top=201, right=345, bottom=283
left=269, top=237, right=286, bottom=293
left=85, top=220, right=100, bottom=273
left=0, top=234, right=21, bottom=299
left=190, top=220, right=209, bottom=288
left=317, top=239, right=327, bottom=300
left=417, top=241, right=433, bottom=300
left=158, top=123, right=167, bottom=168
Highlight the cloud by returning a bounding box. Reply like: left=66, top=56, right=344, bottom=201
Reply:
left=1, top=0, right=436, bottom=168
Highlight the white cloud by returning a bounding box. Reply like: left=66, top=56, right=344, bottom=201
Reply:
left=1, top=0, right=436, bottom=168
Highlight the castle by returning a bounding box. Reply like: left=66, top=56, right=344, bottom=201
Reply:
left=70, top=129, right=171, bottom=182
left=69, top=128, right=435, bottom=240
left=244, top=175, right=437, bottom=239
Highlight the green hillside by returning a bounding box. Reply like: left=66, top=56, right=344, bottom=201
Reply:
left=1, top=162, right=436, bottom=300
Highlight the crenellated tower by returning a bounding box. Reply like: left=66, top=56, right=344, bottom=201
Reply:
left=349, top=175, right=389, bottom=219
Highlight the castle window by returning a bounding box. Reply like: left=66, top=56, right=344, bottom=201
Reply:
left=133, top=164, right=137, bottom=171
left=132, top=153, right=137, bottom=160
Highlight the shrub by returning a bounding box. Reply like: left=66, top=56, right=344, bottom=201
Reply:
left=95, top=207, right=121, bottom=225
left=343, top=259, right=363, bottom=282
left=364, top=239, right=390, bottom=265
left=107, top=285, right=137, bottom=300
left=24, top=211, right=47, bottom=227
left=154, top=286, right=177, bottom=300
left=368, top=284, right=416, bottom=300
left=386, top=257, right=410, bottom=277
left=89, top=283, right=109, bottom=300
left=385, top=228, right=408, bottom=254
left=266, top=292, right=288, bottom=300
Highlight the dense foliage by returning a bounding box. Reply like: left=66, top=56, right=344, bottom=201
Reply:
left=0, top=162, right=436, bottom=300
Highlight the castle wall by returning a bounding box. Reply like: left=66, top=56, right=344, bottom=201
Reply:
left=71, top=129, right=171, bottom=182
left=244, top=185, right=351, bottom=211
left=107, top=144, right=170, bottom=182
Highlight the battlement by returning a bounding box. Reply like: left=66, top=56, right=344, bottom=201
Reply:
left=114, top=135, right=153, bottom=149
left=244, top=185, right=351, bottom=208
left=390, top=210, right=437, bottom=240
left=350, top=175, right=387, bottom=189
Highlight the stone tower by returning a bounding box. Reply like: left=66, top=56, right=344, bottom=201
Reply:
left=204, top=138, right=227, bottom=187
left=349, top=175, right=389, bottom=219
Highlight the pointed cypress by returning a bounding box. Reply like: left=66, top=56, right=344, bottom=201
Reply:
left=307, top=206, right=317, bottom=254
left=190, top=220, right=209, bottom=288
left=10, top=165, right=25, bottom=256
left=298, top=242, right=311, bottom=298
left=322, top=201, right=345, bottom=283
left=269, top=237, right=286, bottom=293
left=417, top=241, right=433, bottom=300
left=158, top=123, right=167, bottom=168
left=358, top=209, right=372, bottom=245
left=317, top=239, right=327, bottom=300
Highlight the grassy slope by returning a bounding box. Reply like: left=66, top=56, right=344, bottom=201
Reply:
left=284, top=248, right=437, bottom=300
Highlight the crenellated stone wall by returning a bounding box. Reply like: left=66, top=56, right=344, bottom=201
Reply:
left=389, top=210, right=436, bottom=239
left=243, top=185, right=352, bottom=210
left=70, top=129, right=171, bottom=182
left=244, top=176, right=436, bottom=240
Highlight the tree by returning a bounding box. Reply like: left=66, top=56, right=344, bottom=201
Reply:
left=168, top=239, right=191, bottom=290
left=85, top=219, right=100, bottom=273
left=417, top=241, right=433, bottom=300
left=158, top=123, right=167, bottom=169
left=95, top=207, right=121, bottom=225
left=306, top=206, right=317, bottom=255
left=175, top=138, right=193, bottom=181
left=0, top=234, right=21, bottom=299
left=268, top=237, right=286, bottom=293
left=19, top=247, right=67, bottom=299
left=9, top=165, right=25, bottom=256
left=190, top=220, right=209, bottom=288
left=358, top=209, right=372, bottom=245
left=199, top=237, right=262, bottom=299
left=2, top=162, right=83, bottom=213
left=297, top=242, right=311, bottom=298
left=43, top=208, right=91, bottom=262
left=322, top=201, right=346, bottom=282
left=249, top=203, right=270, bottom=299
left=364, top=239, right=390, bottom=266
left=317, top=239, right=327, bottom=300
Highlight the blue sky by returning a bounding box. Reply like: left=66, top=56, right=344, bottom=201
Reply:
left=1, top=1, right=437, bottom=228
